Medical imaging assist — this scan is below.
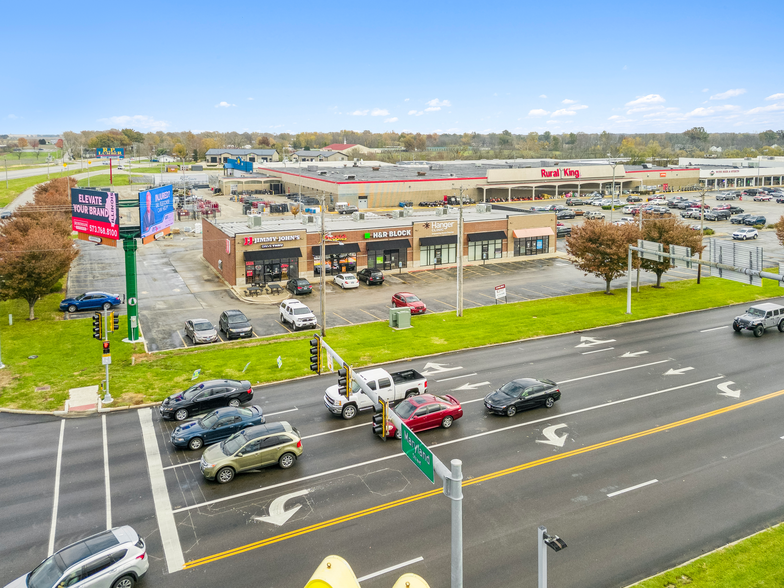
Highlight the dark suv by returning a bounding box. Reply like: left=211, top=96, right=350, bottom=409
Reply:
left=219, top=310, right=253, bottom=340
left=744, top=215, right=766, bottom=226
left=357, top=268, right=384, bottom=285
left=704, top=209, right=731, bottom=221
left=159, top=379, right=254, bottom=421
left=286, top=278, right=312, bottom=295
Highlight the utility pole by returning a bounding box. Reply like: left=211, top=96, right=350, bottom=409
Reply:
left=456, top=186, right=464, bottom=317
left=102, top=311, right=113, bottom=404
left=320, top=191, right=326, bottom=336
left=696, top=188, right=706, bottom=284
left=4, top=158, right=7, bottom=189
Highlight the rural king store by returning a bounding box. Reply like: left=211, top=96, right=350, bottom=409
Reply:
left=204, top=210, right=557, bottom=287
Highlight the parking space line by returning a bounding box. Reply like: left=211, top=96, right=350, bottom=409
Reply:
left=139, top=408, right=184, bottom=573
left=278, top=321, right=293, bottom=333
left=102, top=415, right=112, bottom=529
left=435, top=299, right=456, bottom=309
left=47, top=420, right=65, bottom=556
left=360, top=309, right=383, bottom=320
left=332, top=312, right=353, bottom=324
left=177, top=330, right=187, bottom=348
left=477, top=292, right=496, bottom=300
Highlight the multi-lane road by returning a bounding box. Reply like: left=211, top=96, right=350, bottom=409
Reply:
left=3, top=301, right=784, bottom=588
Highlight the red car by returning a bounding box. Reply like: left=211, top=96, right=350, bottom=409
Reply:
left=382, top=394, right=463, bottom=438
left=714, top=203, right=731, bottom=211
left=392, top=292, right=426, bottom=315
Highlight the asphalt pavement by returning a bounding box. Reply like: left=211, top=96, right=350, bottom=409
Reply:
left=4, top=301, right=784, bottom=588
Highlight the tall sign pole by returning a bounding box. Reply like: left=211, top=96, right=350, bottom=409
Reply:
left=456, top=186, right=464, bottom=317
left=320, top=191, right=326, bottom=337
left=123, top=238, right=141, bottom=342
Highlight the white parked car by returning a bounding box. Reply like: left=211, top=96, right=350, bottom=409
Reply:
left=279, top=299, right=317, bottom=330
left=333, top=273, right=359, bottom=289
left=732, top=227, right=759, bottom=240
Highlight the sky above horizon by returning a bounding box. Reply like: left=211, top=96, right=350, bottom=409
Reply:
left=4, top=0, right=784, bottom=137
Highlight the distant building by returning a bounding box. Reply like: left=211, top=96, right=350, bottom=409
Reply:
left=294, top=150, right=348, bottom=162
left=206, top=148, right=279, bottom=164
left=322, top=143, right=373, bottom=155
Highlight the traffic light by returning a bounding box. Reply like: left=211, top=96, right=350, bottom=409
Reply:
left=111, top=312, right=120, bottom=333
left=372, top=398, right=388, bottom=439
left=92, top=312, right=103, bottom=340
left=337, top=365, right=349, bottom=397
left=309, top=336, right=320, bottom=373
left=102, top=341, right=111, bottom=356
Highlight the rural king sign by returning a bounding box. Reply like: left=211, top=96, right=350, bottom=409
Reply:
left=70, top=188, right=119, bottom=239
left=541, top=167, right=581, bottom=179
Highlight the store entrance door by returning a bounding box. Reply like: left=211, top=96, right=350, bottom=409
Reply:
left=383, top=250, right=398, bottom=270
left=433, top=247, right=443, bottom=266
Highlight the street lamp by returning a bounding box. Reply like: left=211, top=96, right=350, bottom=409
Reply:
left=538, top=525, right=567, bottom=588
left=608, top=157, right=617, bottom=223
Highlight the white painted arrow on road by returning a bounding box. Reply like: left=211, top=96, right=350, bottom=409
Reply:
left=536, top=424, right=569, bottom=447
left=664, top=367, right=694, bottom=375
left=452, top=381, right=491, bottom=391
left=621, top=351, right=649, bottom=358
left=576, top=336, right=616, bottom=348
left=717, top=381, right=741, bottom=398
left=421, top=362, right=462, bottom=376
left=253, top=489, right=311, bottom=526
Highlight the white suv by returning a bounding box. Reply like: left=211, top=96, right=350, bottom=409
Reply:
left=5, top=526, right=148, bottom=588
left=279, top=299, right=317, bottom=331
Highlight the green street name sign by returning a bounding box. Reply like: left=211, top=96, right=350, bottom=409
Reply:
left=401, top=423, right=434, bottom=483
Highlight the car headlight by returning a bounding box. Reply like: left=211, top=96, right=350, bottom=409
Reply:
left=334, top=398, right=343, bottom=405
left=175, top=437, right=184, bottom=442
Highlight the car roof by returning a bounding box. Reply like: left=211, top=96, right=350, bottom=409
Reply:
left=191, top=318, right=212, bottom=324
left=223, top=309, right=245, bottom=316
left=750, top=303, right=784, bottom=311
left=396, top=292, right=415, bottom=296
left=85, top=291, right=112, bottom=296
left=281, top=298, right=307, bottom=306
left=56, top=529, right=121, bottom=568
left=243, top=421, right=289, bottom=439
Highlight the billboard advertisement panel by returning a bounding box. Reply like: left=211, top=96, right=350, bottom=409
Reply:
left=96, top=147, right=125, bottom=158
left=70, top=188, right=120, bottom=239
left=139, top=185, right=175, bottom=240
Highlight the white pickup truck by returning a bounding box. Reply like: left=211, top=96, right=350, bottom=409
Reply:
left=324, top=367, right=428, bottom=419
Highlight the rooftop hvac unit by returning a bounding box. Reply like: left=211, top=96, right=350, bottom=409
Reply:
left=345, top=174, right=356, bottom=180
left=302, top=215, right=317, bottom=224
left=476, top=203, right=492, bottom=213
left=247, top=214, right=263, bottom=228
left=393, top=210, right=405, bottom=218
left=475, top=162, right=483, bottom=167
left=318, top=170, right=327, bottom=175
left=403, top=207, right=413, bottom=217
left=435, top=208, right=444, bottom=216
left=307, top=165, right=318, bottom=172
left=352, top=211, right=366, bottom=221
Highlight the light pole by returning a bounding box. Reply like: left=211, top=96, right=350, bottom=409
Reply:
left=455, top=185, right=464, bottom=317
left=538, top=526, right=567, bottom=588
left=4, top=158, right=7, bottom=189
left=697, top=188, right=706, bottom=285
left=609, top=157, right=617, bottom=224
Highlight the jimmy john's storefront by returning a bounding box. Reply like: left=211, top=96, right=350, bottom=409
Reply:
left=239, top=231, right=306, bottom=285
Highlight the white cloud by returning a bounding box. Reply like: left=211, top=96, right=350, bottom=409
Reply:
left=384, top=117, right=398, bottom=123
left=408, top=110, right=424, bottom=116
left=684, top=104, right=741, bottom=117
left=702, top=88, right=709, bottom=92
left=425, top=106, right=441, bottom=112
left=7, top=114, right=17, bottom=119
left=539, top=94, right=547, bottom=98
left=608, top=115, right=623, bottom=120
left=528, top=109, right=550, bottom=117
left=710, top=88, right=746, bottom=100
left=98, top=114, right=169, bottom=131
left=747, top=103, right=784, bottom=114
left=370, top=108, right=389, bottom=116
left=426, top=98, right=451, bottom=108
left=215, top=101, right=235, bottom=108
left=551, top=109, right=577, bottom=117
left=765, top=93, right=784, bottom=101
left=571, top=104, right=588, bottom=110
left=247, top=97, right=254, bottom=101
left=350, top=109, right=369, bottom=116
left=625, top=94, right=666, bottom=106
left=561, top=98, right=577, bottom=104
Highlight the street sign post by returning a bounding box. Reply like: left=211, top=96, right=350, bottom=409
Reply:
left=401, top=423, right=434, bottom=483
left=494, top=284, right=507, bottom=304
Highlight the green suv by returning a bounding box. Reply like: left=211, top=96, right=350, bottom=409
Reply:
left=200, top=421, right=302, bottom=483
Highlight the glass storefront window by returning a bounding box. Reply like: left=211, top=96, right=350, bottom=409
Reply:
left=468, top=239, right=503, bottom=261
left=421, top=244, right=457, bottom=266
left=314, top=254, right=357, bottom=275
left=513, top=236, right=549, bottom=256
left=246, top=258, right=299, bottom=284
left=368, top=250, right=408, bottom=270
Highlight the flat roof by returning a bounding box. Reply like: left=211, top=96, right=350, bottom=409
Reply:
left=214, top=205, right=536, bottom=237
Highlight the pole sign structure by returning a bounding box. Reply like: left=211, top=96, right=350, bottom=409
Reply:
left=70, top=188, right=119, bottom=246
left=96, top=147, right=124, bottom=158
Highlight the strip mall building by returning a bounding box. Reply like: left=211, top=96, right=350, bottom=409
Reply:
left=203, top=206, right=558, bottom=286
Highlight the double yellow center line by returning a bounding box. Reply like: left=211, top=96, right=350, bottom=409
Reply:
left=183, top=388, right=784, bottom=569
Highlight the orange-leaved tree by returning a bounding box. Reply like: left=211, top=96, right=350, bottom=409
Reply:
left=565, top=220, right=640, bottom=294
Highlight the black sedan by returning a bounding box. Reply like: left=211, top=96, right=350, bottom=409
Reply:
left=730, top=214, right=752, bottom=224
left=159, top=379, right=254, bottom=421
left=484, top=378, right=561, bottom=417
left=170, top=405, right=265, bottom=450
left=357, top=268, right=385, bottom=285
left=556, top=209, right=576, bottom=219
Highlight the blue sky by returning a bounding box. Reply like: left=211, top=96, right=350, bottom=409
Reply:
left=4, top=0, right=784, bottom=136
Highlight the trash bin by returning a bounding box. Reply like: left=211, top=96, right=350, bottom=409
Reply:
left=389, top=307, right=412, bottom=329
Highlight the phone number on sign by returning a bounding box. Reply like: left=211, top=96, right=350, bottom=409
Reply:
left=72, top=218, right=119, bottom=239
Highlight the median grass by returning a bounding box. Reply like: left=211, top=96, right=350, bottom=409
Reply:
left=0, top=274, right=782, bottom=412
left=76, top=174, right=134, bottom=187
left=631, top=523, right=784, bottom=588
left=0, top=168, right=93, bottom=207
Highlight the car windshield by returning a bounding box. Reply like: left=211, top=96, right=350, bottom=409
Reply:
left=404, top=295, right=420, bottom=303
left=395, top=401, right=417, bottom=419
left=199, top=412, right=219, bottom=429
left=499, top=381, right=526, bottom=397
left=228, top=315, right=248, bottom=324
left=193, top=322, right=213, bottom=331
left=28, top=555, right=64, bottom=588
left=292, top=307, right=310, bottom=315
left=222, top=432, right=248, bottom=455
left=182, top=383, right=206, bottom=399
left=747, top=308, right=765, bottom=317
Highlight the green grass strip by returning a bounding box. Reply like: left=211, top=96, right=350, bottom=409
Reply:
left=0, top=168, right=90, bottom=207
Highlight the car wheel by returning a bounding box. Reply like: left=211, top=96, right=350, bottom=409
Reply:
left=506, top=405, right=516, bottom=417
left=188, top=437, right=203, bottom=450
left=442, top=416, right=454, bottom=428
left=733, top=322, right=742, bottom=332
left=111, top=576, right=135, bottom=588
left=67, top=304, right=77, bottom=313
left=279, top=452, right=296, bottom=469
left=545, top=396, right=555, bottom=408
left=102, top=302, right=112, bottom=310
left=174, top=408, right=188, bottom=421
left=779, top=321, right=784, bottom=333
left=341, top=404, right=357, bottom=420
left=405, top=390, right=418, bottom=399
left=395, top=428, right=402, bottom=440
left=228, top=398, right=241, bottom=408
left=754, top=234, right=758, bottom=239
left=753, top=325, right=764, bottom=337
left=216, top=467, right=235, bottom=484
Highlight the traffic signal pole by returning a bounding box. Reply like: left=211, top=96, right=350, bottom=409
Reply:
left=102, top=310, right=113, bottom=404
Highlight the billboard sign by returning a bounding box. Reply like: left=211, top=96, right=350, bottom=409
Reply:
left=96, top=147, right=125, bottom=158
left=70, top=188, right=119, bottom=239
left=139, top=185, right=174, bottom=240
left=225, top=158, right=253, bottom=173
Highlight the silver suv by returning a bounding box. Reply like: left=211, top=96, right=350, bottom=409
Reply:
left=4, top=526, right=148, bottom=588
left=279, top=299, right=317, bottom=331
left=732, top=302, right=784, bottom=337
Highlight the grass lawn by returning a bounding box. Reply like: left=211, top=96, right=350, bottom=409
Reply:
left=632, top=523, right=784, bottom=587
left=76, top=174, right=136, bottom=187
left=0, top=168, right=93, bottom=207
left=1, top=274, right=782, bottom=412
